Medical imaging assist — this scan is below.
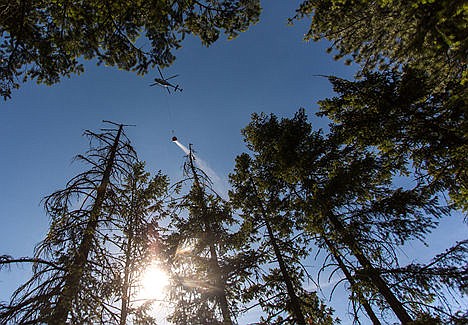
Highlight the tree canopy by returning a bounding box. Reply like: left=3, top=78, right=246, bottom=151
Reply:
left=318, top=70, right=467, bottom=211
left=1, top=1, right=467, bottom=323
left=229, top=152, right=335, bottom=324
left=238, top=109, right=466, bottom=323
left=289, top=0, right=467, bottom=210
left=0, top=0, right=261, bottom=99
left=163, top=146, right=244, bottom=324
left=0, top=123, right=169, bottom=324
left=294, top=0, right=467, bottom=84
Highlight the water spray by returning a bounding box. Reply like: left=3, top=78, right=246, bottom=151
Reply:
left=173, top=139, right=190, bottom=155
left=172, top=138, right=226, bottom=197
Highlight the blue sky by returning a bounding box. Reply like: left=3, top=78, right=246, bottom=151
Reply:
left=0, top=1, right=466, bottom=324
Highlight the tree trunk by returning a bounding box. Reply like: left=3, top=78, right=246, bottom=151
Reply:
left=51, top=125, right=123, bottom=324
left=323, top=237, right=381, bottom=325
left=119, top=227, right=133, bottom=325
left=326, top=212, right=413, bottom=324
left=188, top=148, right=233, bottom=325
left=250, top=178, right=307, bottom=325
left=208, top=243, right=233, bottom=325
left=120, top=175, right=139, bottom=325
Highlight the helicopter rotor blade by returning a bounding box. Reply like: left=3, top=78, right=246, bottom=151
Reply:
left=157, top=66, right=164, bottom=79
left=166, top=75, right=179, bottom=80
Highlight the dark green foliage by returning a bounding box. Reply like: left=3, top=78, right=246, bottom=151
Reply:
left=318, top=70, right=468, bottom=211
left=293, top=0, right=467, bottom=85
left=163, top=147, right=249, bottom=324
left=240, top=110, right=464, bottom=323
left=291, top=0, right=467, bottom=213
left=230, top=146, right=336, bottom=323
left=0, top=0, right=261, bottom=99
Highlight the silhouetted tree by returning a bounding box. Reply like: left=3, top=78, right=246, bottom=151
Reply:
left=317, top=70, right=467, bottom=211
left=109, top=162, right=169, bottom=325
left=240, top=110, right=465, bottom=323
left=164, top=146, right=250, bottom=324
left=0, top=121, right=167, bottom=324
left=290, top=0, right=466, bottom=211
left=230, top=153, right=335, bottom=324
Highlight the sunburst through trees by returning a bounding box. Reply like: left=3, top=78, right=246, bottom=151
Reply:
left=1, top=116, right=467, bottom=324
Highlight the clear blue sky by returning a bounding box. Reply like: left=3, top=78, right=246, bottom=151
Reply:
left=0, top=2, right=466, bottom=324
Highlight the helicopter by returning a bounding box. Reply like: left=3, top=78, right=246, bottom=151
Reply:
left=150, top=67, right=183, bottom=94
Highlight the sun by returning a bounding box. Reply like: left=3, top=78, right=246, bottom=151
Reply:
left=137, top=263, right=170, bottom=302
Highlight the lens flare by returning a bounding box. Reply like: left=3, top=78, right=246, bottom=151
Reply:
left=175, top=239, right=195, bottom=256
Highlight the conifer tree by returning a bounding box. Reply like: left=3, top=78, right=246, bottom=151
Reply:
left=230, top=153, right=335, bottom=324
left=0, top=121, right=168, bottom=324
left=240, top=110, right=465, bottom=323
left=164, top=145, right=249, bottom=324
left=321, top=236, right=381, bottom=325
left=109, top=162, right=169, bottom=325
left=291, top=0, right=466, bottom=211
left=292, top=0, right=466, bottom=85
left=317, top=70, right=467, bottom=211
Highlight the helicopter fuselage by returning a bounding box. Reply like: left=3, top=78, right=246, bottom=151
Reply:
left=150, top=68, right=182, bottom=93
left=154, top=78, right=172, bottom=87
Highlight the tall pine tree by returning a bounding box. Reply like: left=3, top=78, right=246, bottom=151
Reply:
left=0, top=122, right=168, bottom=324
left=163, top=145, right=250, bottom=324
left=230, top=153, right=335, bottom=324
left=240, top=110, right=464, bottom=323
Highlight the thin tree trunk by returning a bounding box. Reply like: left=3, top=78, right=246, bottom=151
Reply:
left=51, top=125, right=123, bottom=324
left=249, top=178, right=307, bottom=325
left=120, top=227, right=134, bottom=325
left=208, top=243, right=233, bottom=325
left=326, top=212, right=413, bottom=324
left=323, top=237, right=381, bottom=325
left=120, top=176, right=138, bottom=325
left=188, top=149, right=233, bottom=325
